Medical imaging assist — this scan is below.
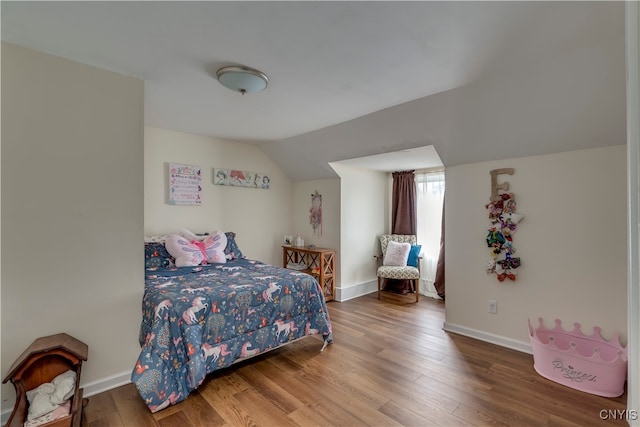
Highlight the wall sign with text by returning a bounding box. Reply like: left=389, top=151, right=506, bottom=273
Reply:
left=169, top=163, right=202, bottom=205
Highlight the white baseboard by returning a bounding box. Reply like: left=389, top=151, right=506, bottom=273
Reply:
left=81, top=370, right=132, bottom=398
left=335, top=280, right=377, bottom=301
left=1, top=371, right=132, bottom=426
left=443, top=322, right=533, bottom=354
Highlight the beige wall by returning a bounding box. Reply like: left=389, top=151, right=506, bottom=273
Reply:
left=144, top=126, right=293, bottom=266
left=291, top=179, right=340, bottom=289
left=445, top=145, right=628, bottom=347
left=625, top=2, right=640, bottom=417
left=1, top=43, right=144, bottom=411
left=329, top=163, right=388, bottom=299
left=291, top=179, right=340, bottom=252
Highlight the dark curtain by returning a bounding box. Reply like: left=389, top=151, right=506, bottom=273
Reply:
left=433, top=196, right=445, bottom=299
left=391, top=171, right=417, bottom=234
left=386, top=170, right=417, bottom=294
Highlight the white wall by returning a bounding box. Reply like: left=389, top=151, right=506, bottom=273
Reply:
left=1, top=43, right=144, bottom=411
left=144, top=126, right=292, bottom=266
left=329, top=163, right=388, bottom=300
left=291, top=179, right=340, bottom=250
left=625, top=0, right=640, bottom=419
left=291, top=179, right=340, bottom=285
left=445, top=145, right=628, bottom=349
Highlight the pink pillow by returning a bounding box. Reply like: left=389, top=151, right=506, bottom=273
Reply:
left=383, top=241, right=411, bottom=266
left=165, top=231, right=227, bottom=267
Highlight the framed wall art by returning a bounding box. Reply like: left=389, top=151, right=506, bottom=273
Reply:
left=213, top=168, right=270, bottom=189
left=169, top=163, right=202, bottom=205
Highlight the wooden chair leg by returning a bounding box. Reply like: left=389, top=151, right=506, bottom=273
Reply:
left=415, top=279, right=419, bottom=302
left=377, top=277, right=381, bottom=299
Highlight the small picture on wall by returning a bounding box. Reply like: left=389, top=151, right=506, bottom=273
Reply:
left=169, top=163, right=202, bottom=205
left=213, top=168, right=270, bottom=189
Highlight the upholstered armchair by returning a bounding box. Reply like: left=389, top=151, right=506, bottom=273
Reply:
left=374, top=234, right=421, bottom=302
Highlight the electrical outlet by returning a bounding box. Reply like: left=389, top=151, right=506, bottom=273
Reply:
left=488, top=299, right=497, bottom=314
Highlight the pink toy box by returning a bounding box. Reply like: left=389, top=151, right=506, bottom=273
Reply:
left=528, top=318, right=627, bottom=397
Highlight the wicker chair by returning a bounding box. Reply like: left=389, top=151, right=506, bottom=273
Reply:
left=374, top=234, right=420, bottom=302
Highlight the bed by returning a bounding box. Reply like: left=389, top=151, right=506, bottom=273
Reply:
left=132, top=232, right=334, bottom=412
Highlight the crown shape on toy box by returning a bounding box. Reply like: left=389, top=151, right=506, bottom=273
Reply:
left=528, top=317, right=627, bottom=365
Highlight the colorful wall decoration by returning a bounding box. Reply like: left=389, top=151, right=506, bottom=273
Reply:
left=213, top=168, right=270, bottom=189
left=485, top=168, right=524, bottom=281
left=169, top=163, right=202, bottom=205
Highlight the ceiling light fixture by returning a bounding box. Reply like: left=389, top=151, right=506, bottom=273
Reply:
left=216, top=65, right=269, bottom=95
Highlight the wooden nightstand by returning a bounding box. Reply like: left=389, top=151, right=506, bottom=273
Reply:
left=3, top=333, right=88, bottom=427
left=283, top=246, right=335, bottom=301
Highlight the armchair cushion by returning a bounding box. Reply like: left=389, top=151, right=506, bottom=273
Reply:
left=377, top=265, right=420, bottom=280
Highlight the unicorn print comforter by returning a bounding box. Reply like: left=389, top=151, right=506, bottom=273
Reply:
left=132, top=258, right=333, bottom=412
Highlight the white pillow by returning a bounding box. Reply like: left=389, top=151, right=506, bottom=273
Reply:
left=51, top=370, right=76, bottom=404
left=26, top=383, right=57, bottom=420
left=383, top=241, right=411, bottom=266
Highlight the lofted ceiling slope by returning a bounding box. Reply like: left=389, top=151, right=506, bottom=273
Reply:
left=1, top=1, right=626, bottom=180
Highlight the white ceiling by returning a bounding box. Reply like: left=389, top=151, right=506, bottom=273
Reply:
left=1, top=1, right=625, bottom=176
left=333, top=145, right=443, bottom=172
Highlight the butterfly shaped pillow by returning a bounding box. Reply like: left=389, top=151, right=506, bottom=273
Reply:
left=165, top=231, right=227, bottom=267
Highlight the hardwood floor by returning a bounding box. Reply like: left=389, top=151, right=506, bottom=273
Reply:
left=83, top=293, right=628, bottom=426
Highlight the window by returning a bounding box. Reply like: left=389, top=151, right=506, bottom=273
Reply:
left=416, top=171, right=445, bottom=299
